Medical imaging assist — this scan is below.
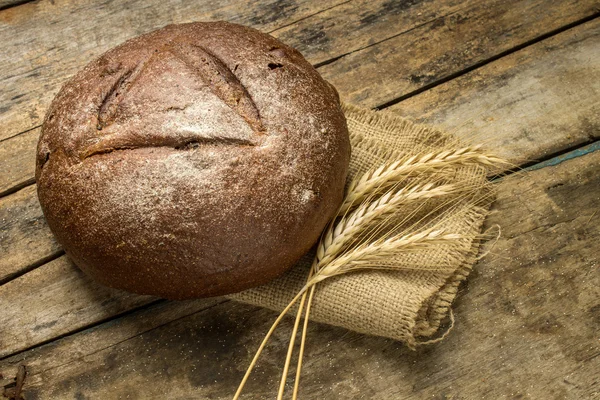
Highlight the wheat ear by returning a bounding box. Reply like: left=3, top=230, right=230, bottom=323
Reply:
left=341, top=145, right=506, bottom=213
left=318, top=182, right=459, bottom=267
left=274, top=162, right=474, bottom=398
left=284, top=228, right=461, bottom=398
left=236, top=226, right=460, bottom=399
left=312, top=228, right=462, bottom=283
left=282, top=183, right=457, bottom=397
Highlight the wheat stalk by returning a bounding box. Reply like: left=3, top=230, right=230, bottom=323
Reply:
left=234, top=144, right=505, bottom=400
left=232, top=227, right=461, bottom=400
left=291, top=283, right=315, bottom=399
left=232, top=287, right=309, bottom=400
left=285, top=157, right=499, bottom=399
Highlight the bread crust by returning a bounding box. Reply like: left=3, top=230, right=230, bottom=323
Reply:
left=36, top=22, right=350, bottom=299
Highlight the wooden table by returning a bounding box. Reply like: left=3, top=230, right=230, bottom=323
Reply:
left=1, top=0, right=599, bottom=398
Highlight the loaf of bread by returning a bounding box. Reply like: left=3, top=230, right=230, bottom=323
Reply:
left=36, top=22, right=350, bottom=299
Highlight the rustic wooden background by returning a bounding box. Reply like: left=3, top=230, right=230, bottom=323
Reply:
left=1, top=0, right=599, bottom=398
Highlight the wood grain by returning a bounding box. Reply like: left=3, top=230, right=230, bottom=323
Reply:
left=0, top=256, right=155, bottom=358
left=0, top=185, right=61, bottom=284
left=270, top=0, right=466, bottom=66
left=1, top=149, right=598, bottom=398
left=0, top=297, right=227, bottom=391
left=391, top=18, right=600, bottom=165
left=0, top=127, right=37, bottom=197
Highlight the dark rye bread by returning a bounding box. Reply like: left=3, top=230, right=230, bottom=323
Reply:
left=36, top=22, right=350, bottom=299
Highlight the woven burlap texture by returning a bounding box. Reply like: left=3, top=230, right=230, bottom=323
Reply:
left=229, top=103, right=493, bottom=347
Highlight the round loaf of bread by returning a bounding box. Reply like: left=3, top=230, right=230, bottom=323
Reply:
left=36, top=22, right=350, bottom=299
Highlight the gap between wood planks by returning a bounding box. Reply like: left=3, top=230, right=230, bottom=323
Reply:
left=266, top=0, right=354, bottom=35
left=0, top=299, right=163, bottom=362
left=0, top=0, right=33, bottom=12
left=520, top=141, right=600, bottom=172
left=0, top=298, right=229, bottom=363
left=374, top=10, right=600, bottom=110
left=0, top=124, right=40, bottom=145
left=488, top=140, right=600, bottom=182
left=312, top=9, right=458, bottom=68
left=0, top=177, right=34, bottom=199
left=0, top=249, right=63, bottom=286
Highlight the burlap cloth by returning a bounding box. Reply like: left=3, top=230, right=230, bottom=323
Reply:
left=228, top=103, right=493, bottom=347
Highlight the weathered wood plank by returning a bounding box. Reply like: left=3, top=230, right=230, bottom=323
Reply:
left=270, top=0, right=466, bottom=66
left=320, top=0, right=599, bottom=109
left=0, top=0, right=597, bottom=142
left=0, top=127, right=37, bottom=197
left=2, top=149, right=598, bottom=398
left=2, top=19, right=598, bottom=284
left=0, top=256, right=156, bottom=358
left=0, top=297, right=228, bottom=391
left=0, top=185, right=61, bottom=284
left=391, top=18, right=600, bottom=164
left=0, top=130, right=38, bottom=196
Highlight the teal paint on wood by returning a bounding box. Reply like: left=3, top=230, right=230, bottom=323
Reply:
left=525, top=141, right=600, bottom=171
